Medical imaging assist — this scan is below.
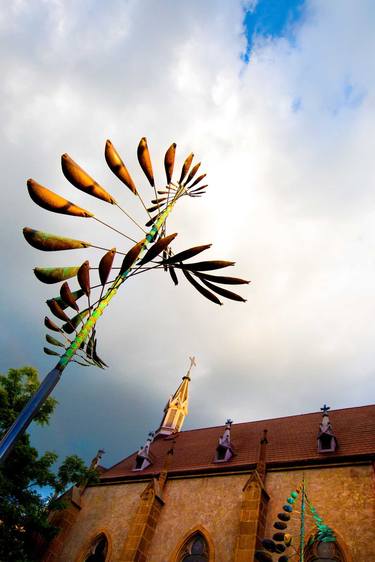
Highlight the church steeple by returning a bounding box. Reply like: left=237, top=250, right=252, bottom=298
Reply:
left=155, top=357, right=195, bottom=437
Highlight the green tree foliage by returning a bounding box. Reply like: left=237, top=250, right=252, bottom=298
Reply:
left=0, top=367, right=98, bottom=561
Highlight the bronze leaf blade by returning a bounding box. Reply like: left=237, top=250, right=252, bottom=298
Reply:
left=27, top=179, right=93, bottom=217
left=168, top=265, right=179, bottom=286
left=162, top=244, right=212, bottom=264
left=99, top=248, right=116, bottom=286
left=44, top=316, right=61, bottom=332
left=199, top=277, right=246, bottom=302
left=184, top=162, right=201, bottom=186
left=60, top=282, right=80, bottom=312
left=137, top=137, right=155, bottom=187
left=179, top=153, right=194, bottom=184
left=45, top=334, right=65, bottom=348
left=138, top=233, right=178, bottom=266
left=47, top=289, right=84, bottom=311
left=182, top=269, right=222, bottom=306
left=47, top=299, right=71, bottom=323
left=194, top=272, right=250, bottom=285
left=77, top=261, right=90, bottom=297
left=44, top=347, right=60, bottom=357
left=34, top=266, right=80, bottom=284
left=164, top=143, right=176, bottom=185
left=187, top=173, right=206, bottom=189
left=120, top=239, right=146, bottom=275
left=105, top=139, right=137, bottom=195
left=23, top=227, right=90, bottom=252
left=61, top=153, right=116, bottom=204
left=174, top=260, right=235, bottom=272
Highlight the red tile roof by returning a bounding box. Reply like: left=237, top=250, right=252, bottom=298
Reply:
left=101, top=405, right=375, bottom=482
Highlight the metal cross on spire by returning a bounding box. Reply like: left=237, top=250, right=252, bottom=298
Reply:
left=186, top=356, right=196, bottom=378
left=320, top=404, right=331, bottom=414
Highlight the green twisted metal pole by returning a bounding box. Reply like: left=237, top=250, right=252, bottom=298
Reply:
left=0, top=200, right=176, bottom=464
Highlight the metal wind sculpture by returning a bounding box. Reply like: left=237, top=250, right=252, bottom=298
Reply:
left=0, top=138, right=249, bottom=463
left=255, top=477, right=336, bottom=562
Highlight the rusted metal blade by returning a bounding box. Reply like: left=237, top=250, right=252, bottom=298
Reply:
left=61, top=153, right=116, bottom=204
left=27, top=179, right=93, bottom=217
left=105, top=139, right=137, bottom=195
left=182, top=269, right=222, bottom=306
left=23, top=227, right=90, bottom=252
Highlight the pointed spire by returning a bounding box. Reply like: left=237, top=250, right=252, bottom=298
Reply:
left=155, top=357, right=195, bottom=437
left=317, top=404, right=337, bottom=453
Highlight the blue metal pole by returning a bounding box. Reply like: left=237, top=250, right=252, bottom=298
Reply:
left=0, top=367, right=61, bottom=463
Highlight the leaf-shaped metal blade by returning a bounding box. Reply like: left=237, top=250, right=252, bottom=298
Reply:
left=168, top=266, right=179, bottom=286
left=47, top=299, right=71, bottom=323
left=194, top=272, right=250, bottom=285
left=44, top=316, right=61, bottom=332
left=179, top=153, right=194, bottom=184
left=99, top=248, right=116, bottom=286
left=27, top=179, right=93, bottom=217
left=46, top=334, right=65, bottom=348
left=199, top=278, right=246, bottom=302
left=47, top=289, right=84, bottom=311
left=62, top=309, right=89, bottom=334
left=138, top=233, right=178, bottom=266
left=60, top=282, right=80, bottom=312
left=77, top=261, right=90, bottom=297
left=120, top=239, right=146, bottom=275
left=147, top=202, right=167, bottom=213
left=44, top=347, right=60, bottom=356
left=93, top=339, right=108, bottom=368
left=182, top=269, right=222, bottom=306
left=105, top=140, right=137, bottom=195
left=187, top=173, right=206, bottom=189
left=34, top=266, right=80, bottom=284
left=61, top=153, right=116, bottom=204
left=137, top=137, right=154, bottom=187
left=162, top=244, right=212, bottom=265
left=23, top=227, right=91, bottom=252
left=184, top=162, right=201, bottom=186
left=174, top=260, right=235, bottom=272
left=164, top=143, right=176, bottom=184
left=190, top=184, right=208, bottom=194
left=145, top=214, right=159, bottom=227
left=86, top=331, right=95, bottom=358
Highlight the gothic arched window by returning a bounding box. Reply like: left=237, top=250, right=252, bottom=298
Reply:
left=84, top=534, right=108, bottom=562
left=179, top=533, right=209, bottom=561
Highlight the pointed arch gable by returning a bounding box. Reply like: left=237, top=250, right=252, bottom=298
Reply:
left=75, top=528, right=112, bottom=562
left=169, top=524, right=215, bottom=562
left=304, top=527, right=353, bottom=562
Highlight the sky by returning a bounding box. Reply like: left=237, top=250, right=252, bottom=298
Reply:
left=1, top=0, right=375, bottom=469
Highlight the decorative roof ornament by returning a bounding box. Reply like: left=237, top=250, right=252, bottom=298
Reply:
left=0, top=139, right=249, bottom=464
left=317, top=404, right=337, bottom=453
left=215, top=418, right=234, bottom=462
left=134, top=431, right=154, bottom=471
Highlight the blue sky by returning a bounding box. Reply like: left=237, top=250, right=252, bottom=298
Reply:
left=243, top=0, right=305, bottom=61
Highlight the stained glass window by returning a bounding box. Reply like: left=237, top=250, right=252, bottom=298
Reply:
left=84, top=535, right=108, bottom=562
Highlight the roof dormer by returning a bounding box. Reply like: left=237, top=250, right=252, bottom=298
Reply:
left=214, top=419, right=234, bottom=462
left=317, top=405, right=337, bottom=453
left=134, top=431, right=154, bottom=471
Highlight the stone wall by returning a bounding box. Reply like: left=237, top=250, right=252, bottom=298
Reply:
left=264, top=464, right=374, bottom=562
left=54, top=463, right=374, bottom=562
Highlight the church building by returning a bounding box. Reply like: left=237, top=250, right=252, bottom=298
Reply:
left=42, top=361, right=375, bottom=562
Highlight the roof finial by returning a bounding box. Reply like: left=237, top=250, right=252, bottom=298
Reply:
left=320, top=404, right=330, bottom=415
